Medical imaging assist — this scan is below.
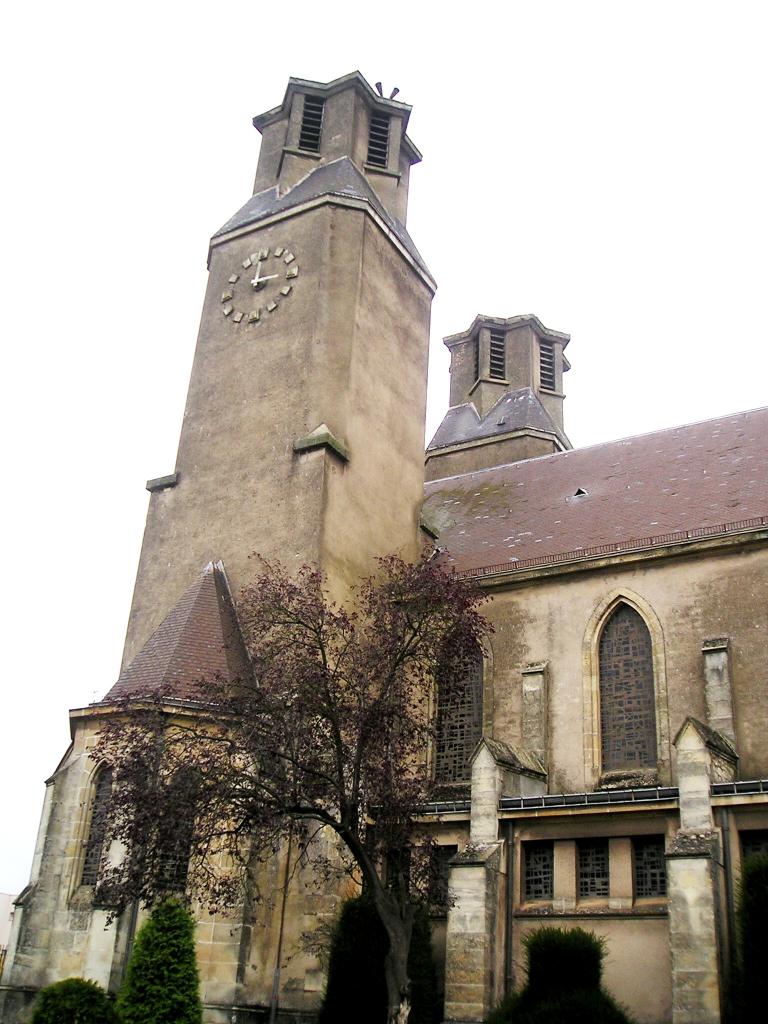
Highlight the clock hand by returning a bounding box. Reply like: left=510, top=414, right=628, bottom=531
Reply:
left=250, top=259, right=280, bottom=289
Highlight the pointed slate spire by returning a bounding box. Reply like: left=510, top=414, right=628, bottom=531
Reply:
left=102, top=562, right=249, bottom=703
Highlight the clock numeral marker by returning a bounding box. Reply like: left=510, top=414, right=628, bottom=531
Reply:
left=232, top=311, right=244, bottom=323
left=228, top=274, right=239, bottom=284
left=248, top=309, right=261, bottom=324
left=286, top=266, right=298, bottom=279
left=280, top=285, right=292, bottom=297
left=266, top=300, right=277, bottom=312
left=222, top=305, right=234, bottom=317
left=274, top=247, right=284, bottom=257
left=284, top=253, right=295, bottom=264
left=221, top=290, right=233, bottom=303
left=242, top=258, right=252, bottom=269
left=258, top=248, right=269, bottom=260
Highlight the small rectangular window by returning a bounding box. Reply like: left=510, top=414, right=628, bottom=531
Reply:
left=367, top=113, right=390, bottom=168
left=741, top=830, right=768, bottom=860
left=632, top=836, right=667, bottom=898
left=298, top=95, right=325, bottom=153
left=473, top=337, right=480, bottom=381
left=523, top=841, right=554, bottom=900
left=489, top=330, right=506, bottom=380
left=578, top=839, right=609, bottom=898
left=539, top=339, right=556, bottom=391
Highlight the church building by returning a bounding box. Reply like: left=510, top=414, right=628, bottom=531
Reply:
left=1, top=72, right=766, bottom=1024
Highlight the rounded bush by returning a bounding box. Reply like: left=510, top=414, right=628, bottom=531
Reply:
left=485, top=927, right=635, bottom=1024
left=492, top=989, right=633, bottom=1024
left=31, top=977, right=118, bottom=1024
left=523, top=926, right=605, bottom=999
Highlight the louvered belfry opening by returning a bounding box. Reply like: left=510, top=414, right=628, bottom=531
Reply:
left=599, top=604, right=657, bottom=772
left=435, top=647, right=483, bottom=783
left=81, top=767, right=113, bottom=885
left=298, top=94, right=325, bottom=152
left=539, top=338, right=556, bottom=391
left=489, top=329, right=506, bottom=380
left=367, top=112, right=390, bottom=167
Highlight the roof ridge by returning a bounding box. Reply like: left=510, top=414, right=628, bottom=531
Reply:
left=161, top=570, right=218, bottom=683
left=425, top=404, right=768, bottom=486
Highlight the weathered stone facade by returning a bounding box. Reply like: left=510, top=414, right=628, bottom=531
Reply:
left=2, top=71, right=767, bottom=1024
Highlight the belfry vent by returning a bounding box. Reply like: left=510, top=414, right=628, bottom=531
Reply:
left=102, top=562, right=249, bottom=703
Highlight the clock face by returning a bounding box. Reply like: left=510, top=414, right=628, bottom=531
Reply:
left=220, top=246, right=299, bottom=325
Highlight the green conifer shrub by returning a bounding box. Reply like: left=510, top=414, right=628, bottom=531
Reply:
left=117, top=899, right=202, bottom=1024
left=318, top=895, right=441, bottom=1024
left=484, top=926, right=634, bottom=1024
left=31, top=977, right=118, bottom=1024
left=736, top=851, right=768, bottom=1021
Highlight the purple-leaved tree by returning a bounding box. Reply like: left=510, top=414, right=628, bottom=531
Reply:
left=95, top=556, right=490, bottom=1024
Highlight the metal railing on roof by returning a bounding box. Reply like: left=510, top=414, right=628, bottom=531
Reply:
left=454, top=516, right=768, bottom=581
left=421, top=779, right=768, bottom=818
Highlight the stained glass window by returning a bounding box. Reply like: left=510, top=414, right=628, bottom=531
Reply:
left=81, top=767, right=112, bottom=885
left=157, top=770, right=198, bottom=891
left=523, top=841, right=554, bottom=900
left=599, top=605, right=657, bottom=772
left=578, top=839, right=610, bottom=897
left=434, top=648, right=483, bottom=784
left=633, top=836, right=667, bottom=897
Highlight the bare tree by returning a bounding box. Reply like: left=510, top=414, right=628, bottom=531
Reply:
left=95, top=556, right=489, bottom=1024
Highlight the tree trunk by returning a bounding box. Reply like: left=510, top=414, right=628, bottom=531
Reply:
left=373, top=889, right=415, bottom=1024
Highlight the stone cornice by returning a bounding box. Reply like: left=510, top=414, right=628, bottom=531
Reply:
left=209, top=193, right=436, bottom=293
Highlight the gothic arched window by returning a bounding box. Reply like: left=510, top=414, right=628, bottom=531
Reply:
left=435, top=648, right=483, bottom=784
left=81, top=766, right=113, bottom=885
left=157, top=768, right=199, bottom=891
left=599, top=604, right=657, bottom=773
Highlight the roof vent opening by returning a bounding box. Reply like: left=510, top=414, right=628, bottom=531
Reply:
left=298, top=94, right=325, bottom=153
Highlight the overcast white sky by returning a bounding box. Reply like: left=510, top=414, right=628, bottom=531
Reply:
left=1, top=1, right=766, bottom=894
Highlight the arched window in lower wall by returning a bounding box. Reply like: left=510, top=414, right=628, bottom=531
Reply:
left=80, top=766, right=113, bottom=886
left=434, top=647, right=483, bottom=784
left=599, top=604, right=657, bottom=773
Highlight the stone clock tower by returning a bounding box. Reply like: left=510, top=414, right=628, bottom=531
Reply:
left=0, top=73, right=435, bottom=1024
left=123, top=71, right=435, bottom=667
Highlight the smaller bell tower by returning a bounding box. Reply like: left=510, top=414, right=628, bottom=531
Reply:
left=426, top=314, right=571, bottom=480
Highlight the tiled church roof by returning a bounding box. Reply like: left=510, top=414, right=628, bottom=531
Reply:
left=424, top=406, right=768, bottom=576
left=103, top=562, right=249, bottom=702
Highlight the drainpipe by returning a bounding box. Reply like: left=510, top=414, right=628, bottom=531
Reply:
left=504, top=821, right=515, bottom=997
left=119, top=899, right=140, bottom=986
left=269, top=826, right=293, bottom=1024
left=717, top=809, right=737, bottom=1001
